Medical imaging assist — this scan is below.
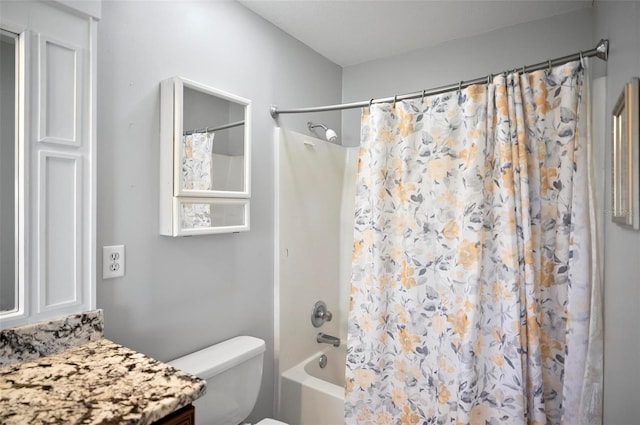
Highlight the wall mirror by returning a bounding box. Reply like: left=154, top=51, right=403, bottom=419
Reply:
left=0, top=28, right=21, bottom=318
left=160, top=77, right=251, bottom=236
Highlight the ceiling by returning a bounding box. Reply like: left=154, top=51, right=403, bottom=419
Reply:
left=238, top=0, right=592, bottom=67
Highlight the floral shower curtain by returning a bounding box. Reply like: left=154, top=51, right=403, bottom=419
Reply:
left=344, top=61, right=602, bottom=425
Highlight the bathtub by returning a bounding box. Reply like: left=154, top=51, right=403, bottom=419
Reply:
left=279, top=345, right=346, bottom=425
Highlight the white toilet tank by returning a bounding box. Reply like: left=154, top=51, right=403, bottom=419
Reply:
left=169, top=336, right=266, bottom=425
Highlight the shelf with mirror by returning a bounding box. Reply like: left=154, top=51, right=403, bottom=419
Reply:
left=160, top=77, right=251, bottom=236
left=174, top=198, right=250, bottom=236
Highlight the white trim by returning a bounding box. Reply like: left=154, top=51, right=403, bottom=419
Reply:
left=0, top=0, right=96, bottom=328
left=16, top=30, right=28, bottom=321
left=36, top=151, right=83, bottom=313
left=37, top=34, right=82, bottom=146
left=52, top=0, right=102, bottom=20
left=87, top=17, right=97, bottom=310
left=273, top=127, right=282, bottom=417
left=0, top=30, right=29, bottom=326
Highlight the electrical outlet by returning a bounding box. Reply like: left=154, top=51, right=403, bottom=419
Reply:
left=103, top=245, right=125, bottom=279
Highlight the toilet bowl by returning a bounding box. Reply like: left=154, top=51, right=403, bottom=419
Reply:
left=169, top=336, right=288, bottom=425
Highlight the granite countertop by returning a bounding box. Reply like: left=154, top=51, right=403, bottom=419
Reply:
left=0, top=338, right=206, bottom=425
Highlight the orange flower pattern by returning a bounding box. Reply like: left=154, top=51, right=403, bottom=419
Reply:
left=345, top=62, right=600, bottom=425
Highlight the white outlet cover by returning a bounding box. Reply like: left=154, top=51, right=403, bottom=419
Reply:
left=103, top=245, right=125, bottom=279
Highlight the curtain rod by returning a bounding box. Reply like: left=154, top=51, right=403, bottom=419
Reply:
left=183, top=120, right=245, bottom=136
left=270, top=39, right=609, bottom=117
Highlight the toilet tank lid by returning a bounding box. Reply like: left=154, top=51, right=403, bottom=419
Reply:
left=169, top=336, right=266, bottom=379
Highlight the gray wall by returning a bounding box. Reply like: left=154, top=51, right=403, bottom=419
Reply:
left=594, top=3, right=640, bottom=424
left=341, top=8, right=595, bottom=147
left=96, top=1, right=341, bottom=421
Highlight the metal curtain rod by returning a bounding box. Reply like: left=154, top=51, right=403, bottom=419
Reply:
left=183, top=120, right=245, bottom=136
left=270, top=39, right=609, bottom=117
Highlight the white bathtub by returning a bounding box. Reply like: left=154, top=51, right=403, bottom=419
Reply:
left=279, top=346, right=346, bottom=425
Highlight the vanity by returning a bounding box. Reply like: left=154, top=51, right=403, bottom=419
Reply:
left=0, top=310, right=206, bottom=425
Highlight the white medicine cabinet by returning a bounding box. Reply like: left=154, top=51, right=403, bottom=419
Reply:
left=160, top=77, right=251, bottom=236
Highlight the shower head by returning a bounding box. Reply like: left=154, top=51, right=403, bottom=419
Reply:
left=307, top=121, right=338, bottom=143
left=325, top=128, right=338, bottom=143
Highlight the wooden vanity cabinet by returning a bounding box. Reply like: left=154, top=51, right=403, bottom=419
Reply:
left=153, top=404, right=195, bottom=425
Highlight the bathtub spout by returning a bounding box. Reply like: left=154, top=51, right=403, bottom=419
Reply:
left=316, top=332, right=340, bottom=347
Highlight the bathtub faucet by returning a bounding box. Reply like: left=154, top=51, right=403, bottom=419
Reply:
left=316, top=332, right=340, bottom=347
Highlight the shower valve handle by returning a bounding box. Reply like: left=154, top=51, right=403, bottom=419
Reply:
left=319, top=309, right=333, bottom=321
left=311, top=301, right=333, bottom=328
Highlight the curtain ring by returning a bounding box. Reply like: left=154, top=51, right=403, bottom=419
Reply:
left=522, top=65, right=526, bottom=75
left=546, top=59, right=552, bottom=75
left=458, top=80, right=463, bottom=94
left=487, top=74, right=492, bottom=85
left=579, top=50, right=584, bottom=66
left=421, top=89, right=426, bottom=104
left=369, top=98, right=374, bottom=109
left=393, top=95, right=398, bottom=108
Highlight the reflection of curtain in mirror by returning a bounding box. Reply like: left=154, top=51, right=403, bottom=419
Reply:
left=182, top=132, right=214, bottom=228
left=181, top=203, right=211, bottom=229
left=182, top=132, right=214, bottom=190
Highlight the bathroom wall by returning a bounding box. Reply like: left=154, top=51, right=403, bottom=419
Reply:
left=594, top=3, right=640, bottom=424
left=341, top=7, right=595, bottom=146
left=97, top=1, right=341, bottom=421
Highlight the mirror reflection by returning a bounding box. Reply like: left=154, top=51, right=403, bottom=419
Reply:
left=181, top=87, right=245, bottom=193
left=0, top=29, right=16, bottom=313
left=181, top=200, right=247, bottom=230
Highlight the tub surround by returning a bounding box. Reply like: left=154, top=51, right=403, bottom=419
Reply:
left=0, top=337, right=206, bottom=425
left=280, top=347, right=345, bottom=425
left=0, top=309, right=105, bottom=368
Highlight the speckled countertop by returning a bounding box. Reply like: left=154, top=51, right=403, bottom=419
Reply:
left=0, top=338, right=206, bottom=425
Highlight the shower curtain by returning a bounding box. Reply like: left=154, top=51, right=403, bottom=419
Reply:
left=344, top=61, right=602, bottom=425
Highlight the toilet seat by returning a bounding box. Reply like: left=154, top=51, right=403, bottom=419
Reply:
left=255, top=419, right=288, bottom=425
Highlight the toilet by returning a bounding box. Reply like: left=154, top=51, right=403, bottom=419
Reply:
left=169, top=336, right=287, bottom=425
